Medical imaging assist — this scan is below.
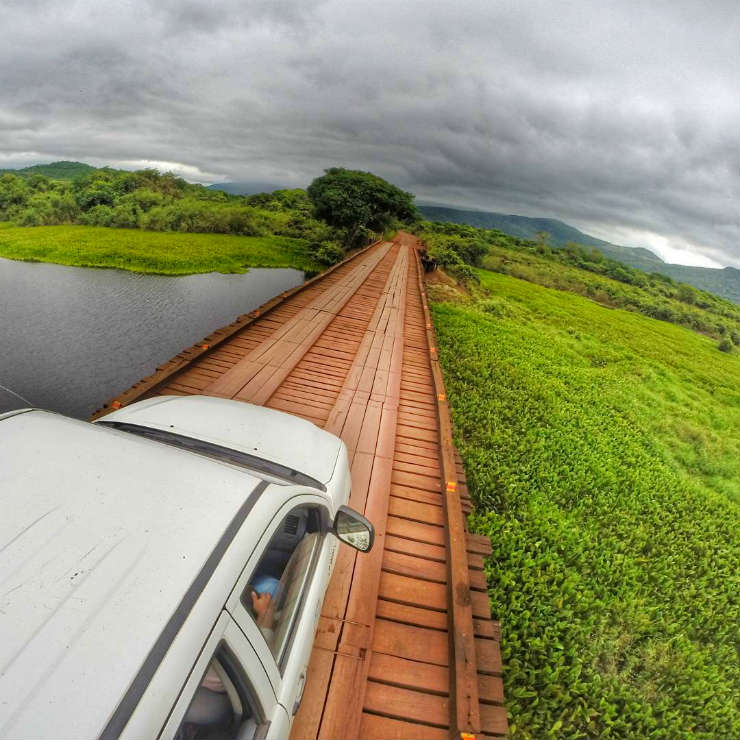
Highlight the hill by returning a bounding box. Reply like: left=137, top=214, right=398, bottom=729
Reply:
left=418, top=204, right=739, bottom=304
left=0, top=160, right=98, bottom=180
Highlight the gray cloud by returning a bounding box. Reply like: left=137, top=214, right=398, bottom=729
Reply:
left=0, top=0, right=737, bottom=266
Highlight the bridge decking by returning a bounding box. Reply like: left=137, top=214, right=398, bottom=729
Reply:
left=92, top=233, right=507, bottom=739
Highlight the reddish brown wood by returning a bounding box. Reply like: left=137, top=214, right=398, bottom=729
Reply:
left=363, top=681, right=449, bottom=728
left=359, top=714, right=448, bottom=740
left=368, top=653, right=449, bottom=695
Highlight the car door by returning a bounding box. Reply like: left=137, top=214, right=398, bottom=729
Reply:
left=226, top=492, right=335, bottom=723
left=158, top=612, right=289, bottom=740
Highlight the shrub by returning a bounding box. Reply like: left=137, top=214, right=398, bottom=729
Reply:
left=311, top=240, right=344, bottom=265
left=79, top=204, right=114, bottom=227
left=718, top=338, right=734, bottom=353
left=678, top=283, right=698, bottom=304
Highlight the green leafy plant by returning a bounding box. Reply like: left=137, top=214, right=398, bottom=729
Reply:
left=432, top=270, right=740, bottom=739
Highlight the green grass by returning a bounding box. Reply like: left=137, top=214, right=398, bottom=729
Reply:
left=482, top=247, right=738, bottom=333
left=0, top=224, right=322, bottom=275
left=431, top=269, right=740, bottom=739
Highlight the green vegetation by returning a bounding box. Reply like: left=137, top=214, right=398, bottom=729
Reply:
left=307, top=167, right=419, bottom=248
left=431, top=270, right=740, bottom=739
left=0, top=167, right=334, bottom=242
left=0, top=224, right=321, bottom=275
left=418, top=203, right=740, bottom=305
left=416, top=221, right=740, bottom=344
left=0, top=164, right=420, bottom=274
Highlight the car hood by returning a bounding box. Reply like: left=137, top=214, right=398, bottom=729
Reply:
left=98, top=395, right=344, bottom=485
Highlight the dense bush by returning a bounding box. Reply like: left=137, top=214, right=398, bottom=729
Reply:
left=0, top=169, right=350, bottom=266
left=432, top=272, right=740, bottom=738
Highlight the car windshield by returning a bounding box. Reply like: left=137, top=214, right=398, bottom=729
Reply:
left=99, top=421, right=326, bottom=491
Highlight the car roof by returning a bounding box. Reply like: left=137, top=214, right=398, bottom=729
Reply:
left=0, top=410, right=273, bottom=739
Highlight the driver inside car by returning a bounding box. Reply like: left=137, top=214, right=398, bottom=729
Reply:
left=249, top=574, right=280, bottom=640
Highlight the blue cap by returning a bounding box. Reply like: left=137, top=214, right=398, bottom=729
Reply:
left=251, top=574, right=280, bottom=597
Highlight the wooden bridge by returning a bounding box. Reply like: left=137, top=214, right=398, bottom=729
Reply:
left=92, top=233, right=507, bottom=739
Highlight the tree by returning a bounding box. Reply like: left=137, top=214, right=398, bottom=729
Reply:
left=307, top=168, right=419, bottom=247
left=677, top=283, right=697, bottom=305
left=535, top=232, right=552, bottom=254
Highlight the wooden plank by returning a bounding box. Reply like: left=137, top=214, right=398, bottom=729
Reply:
left=467, top=533, right=493, bottom=556
left=375, top=599, right=448, bottom=631
left=475, top=638, right=503, bottom=676
left=469, top=568, right=489, bottom=592
left=478, top=674, right=505, bottom=705
left=472, top=590, right=492, bottom=620
left=363, top=681, right=449, bottom=728
left=480, top=704, right=509, bottom=736
left=372, top=619, right=448, bottom=666
left=391, top=469, right=441, bottom=492
left=388, top=496, right=445, bottom=526
left=378, top=571, right=447, bottom=611
left=385, top=516, right=445, bottom=546
left=359, top=713, right=448, bottom=740
left=383, top=534, right=446, bottom=563
left=468, top=552, right=486, bottom=570
left=368, top=653, right=449, bottom=695
left=474, top=619, right=498, bottom=639
left=389, top=484, right=442, bottom=507
left=382, top=550, right=447, bottom=584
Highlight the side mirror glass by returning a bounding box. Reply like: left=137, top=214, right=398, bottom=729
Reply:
left=333, top=505, right=374, bottom=552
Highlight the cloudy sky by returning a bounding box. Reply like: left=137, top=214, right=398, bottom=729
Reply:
left=1, top=0, right=737, bottom=267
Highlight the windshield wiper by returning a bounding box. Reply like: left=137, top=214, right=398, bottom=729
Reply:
left=99, top=421, right=327, bottom=492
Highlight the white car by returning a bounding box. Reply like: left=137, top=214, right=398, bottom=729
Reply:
left=0, top=395, right=373, bottom=740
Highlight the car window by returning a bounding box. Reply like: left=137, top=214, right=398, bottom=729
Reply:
left=242, top=506, right=322, bottom=667
left=175, top=644, right=263, bottom=740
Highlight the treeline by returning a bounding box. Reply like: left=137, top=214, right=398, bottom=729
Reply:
left=416, top=221, right=740, bottom=347
left=0, top=166, right=420, bottom=267
left=0, top=169, right=345, bottom=264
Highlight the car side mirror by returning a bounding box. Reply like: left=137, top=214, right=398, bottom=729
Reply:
left=333, top=505, right=374, bottom=552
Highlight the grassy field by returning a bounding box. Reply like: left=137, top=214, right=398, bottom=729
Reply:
left=430, top=269, right=740, bottom=739
left=0, top=223, right=322, bottom=275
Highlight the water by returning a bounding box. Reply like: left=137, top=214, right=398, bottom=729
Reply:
left=0, top=258, right=304, bottom=419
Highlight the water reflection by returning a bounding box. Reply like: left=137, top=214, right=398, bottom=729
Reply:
left=0, top=258, right=304, bottom=418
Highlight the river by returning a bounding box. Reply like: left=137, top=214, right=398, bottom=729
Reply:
left=0, top=258, right=304, bottom=419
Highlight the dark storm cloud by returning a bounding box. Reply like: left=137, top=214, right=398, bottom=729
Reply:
left=1, top=0, right=737, bottom=266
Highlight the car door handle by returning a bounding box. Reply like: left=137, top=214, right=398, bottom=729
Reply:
left=292, top=672, right=306, bottom=716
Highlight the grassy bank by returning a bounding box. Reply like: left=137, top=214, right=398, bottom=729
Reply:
left=0, top=223, right=322, bottom=275
left=431, top=270, right=740, bottom=738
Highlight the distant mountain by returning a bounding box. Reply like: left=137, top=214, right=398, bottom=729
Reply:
left=418, top=204, right=739, bottom=304
left=208, top=181, right=287, bottom=196
left=0, top=161, right=97, bottom=180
